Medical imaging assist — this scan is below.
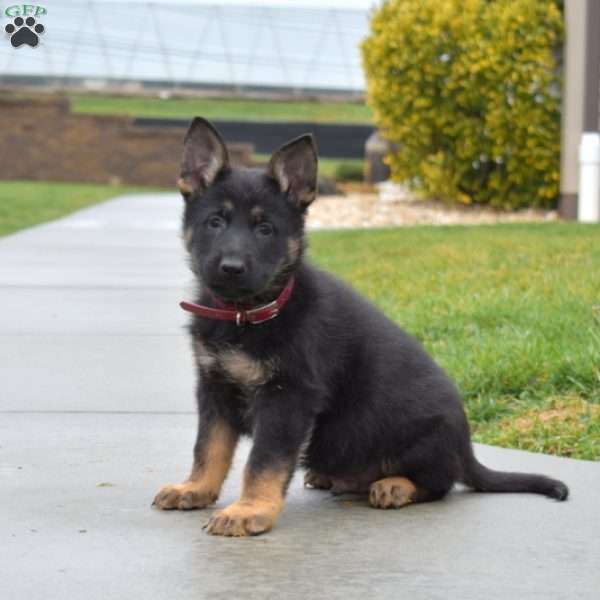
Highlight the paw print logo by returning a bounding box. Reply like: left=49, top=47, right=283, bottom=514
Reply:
left=5, top=16, right=45, bottom=48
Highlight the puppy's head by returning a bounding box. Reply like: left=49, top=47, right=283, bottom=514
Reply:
left=178, top=118, right=317, bottom=302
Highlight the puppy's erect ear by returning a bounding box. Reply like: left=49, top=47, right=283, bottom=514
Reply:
left=178, top=117, right=229, bottom=198
left=267, top=134, right=318, bottom=208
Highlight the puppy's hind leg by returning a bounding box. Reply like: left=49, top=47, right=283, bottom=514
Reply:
left=370, top=442, right=456, bottom=509
left=368, top=476, right=446, bottom=509
left=304, top=469, right=333, bottom=490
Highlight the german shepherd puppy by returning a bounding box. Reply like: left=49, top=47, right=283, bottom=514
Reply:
left=153, top=118, right=568, bottom=536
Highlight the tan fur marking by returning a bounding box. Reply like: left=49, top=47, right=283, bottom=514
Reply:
left=192, top=337, right=217, bottom=371
left=297, top=187, right=316, bottom=206
left=222, top=199, right=234, bottom=211
left=240, top=467, right=288, bottom=506
left=218, top=348, right=274, bottom=387
left=153, top=420, right=238, bottom=510
left=287, top=237, right=301, bottom=261
left=205, top=468, right=288, bottom=536
left=177, top=177, right=193, bottom=196
left=369, top=476, right=418, bottom=509
left=189, top=421, right=239, bottom=491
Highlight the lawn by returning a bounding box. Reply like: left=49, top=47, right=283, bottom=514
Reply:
left=0, top=181, right=162, bottom=237
left=253, top=155, right=364, bottom=181
left=69, top=93, right=373, bottom=124
left=2, top=181, right=598, bottom=459
left=310, top=224, right=600, bottom=460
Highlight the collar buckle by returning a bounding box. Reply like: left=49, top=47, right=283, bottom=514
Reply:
left=245, top=300, right=280, bottom=325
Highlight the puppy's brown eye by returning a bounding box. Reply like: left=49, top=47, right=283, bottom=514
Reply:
left=206, top=215, right=226, bottom=230
left=255, top=222, right=274, bottom=237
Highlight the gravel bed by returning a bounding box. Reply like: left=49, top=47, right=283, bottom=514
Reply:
left=307, top=192, right=558, bottom=229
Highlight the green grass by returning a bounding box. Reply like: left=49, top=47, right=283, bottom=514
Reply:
left=253, top=155, right=364, bottom=180
left=0, top=181, right=159, bottom=237
left=69, top=94, right=373, bottom=124
left=478, top=394, right=600, bottom=460
left=309, top=223, right=600, bottom=459
left=317, top=158, right=364, bottom=181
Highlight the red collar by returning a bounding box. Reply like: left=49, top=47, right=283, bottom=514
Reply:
left=180, top=277, right=295, bottom=326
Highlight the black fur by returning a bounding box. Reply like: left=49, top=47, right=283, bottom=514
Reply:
left=177, top=118, right=569, bottom=518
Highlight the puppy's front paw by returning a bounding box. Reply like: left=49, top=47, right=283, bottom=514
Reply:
left=152, top=482, right=217, bottom=510
left=204, top=500, right=279, bottom=536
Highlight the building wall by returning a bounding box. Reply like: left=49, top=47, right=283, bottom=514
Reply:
left=0, top=95, right=251, bottom=187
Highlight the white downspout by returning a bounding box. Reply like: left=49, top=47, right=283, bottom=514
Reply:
left=578, top=132, right=600, bottom=222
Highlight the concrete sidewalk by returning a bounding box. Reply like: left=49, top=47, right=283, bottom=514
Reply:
left=1, top=193, right=598, bottom=600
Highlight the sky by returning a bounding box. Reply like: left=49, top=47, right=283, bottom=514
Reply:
left=0, top=0, right=380, bottom=91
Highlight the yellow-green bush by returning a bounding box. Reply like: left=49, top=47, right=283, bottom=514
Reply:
left=362, top=0, right=563, bottom=208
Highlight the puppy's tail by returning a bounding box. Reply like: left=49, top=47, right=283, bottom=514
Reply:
left=461, top=446, right=569, bottom=501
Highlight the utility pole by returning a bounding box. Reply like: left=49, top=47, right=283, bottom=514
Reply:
left=578, top=0, right=600, bottom=222
left=560, top=0, right=600, bottom=220
left=583, top=0, right=600, bottom=133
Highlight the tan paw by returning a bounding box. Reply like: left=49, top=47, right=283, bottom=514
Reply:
left=304, top=469, right=332, bottom=490
left=369, top=476, right=417, bottom=509
left=204, top=500, right=279, bottom=537
left=152, top=482, right=217, bottom=510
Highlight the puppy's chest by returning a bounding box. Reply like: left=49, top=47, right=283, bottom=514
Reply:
left=192, top=336, right=276, bottom=391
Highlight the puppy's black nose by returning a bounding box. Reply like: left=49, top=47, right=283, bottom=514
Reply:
left=220, top=258, right=246, bottom=275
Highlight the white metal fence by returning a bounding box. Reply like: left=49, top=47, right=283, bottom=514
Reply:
left=0, top=0, right=374, bottom=93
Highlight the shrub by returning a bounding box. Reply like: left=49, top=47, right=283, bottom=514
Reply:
left=361, top=0, right=563, bottom=209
